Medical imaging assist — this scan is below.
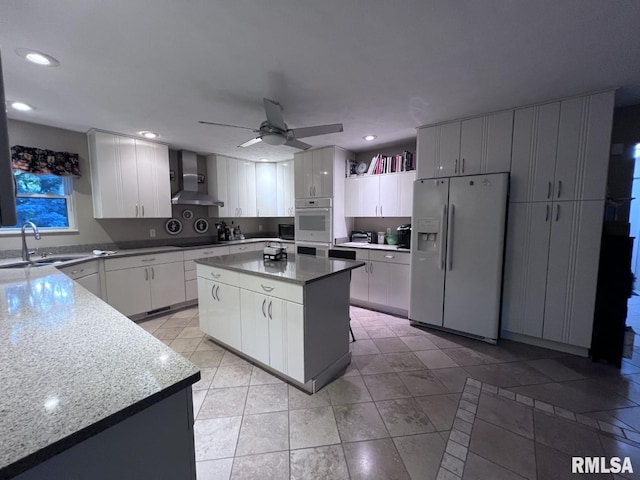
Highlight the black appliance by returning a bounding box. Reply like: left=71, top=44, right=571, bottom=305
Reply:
left=351, top=230, right=377, bottom=244
left=397, top=224, right=411, bottom=249
left=278, top=223, right=295, bottom=240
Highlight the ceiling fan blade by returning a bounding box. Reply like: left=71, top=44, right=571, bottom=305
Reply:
left=289, top=123, right=344, bottom=139
left=238, top=137, right=263, bottom=148
left=263, top=98, right=287, bottom=131
left=284, top=138, right=312, bottom=150
left=199, top=120, right=256, bottom=131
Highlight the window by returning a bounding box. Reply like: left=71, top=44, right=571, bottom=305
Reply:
left=0, top=171, right=76, bottom=232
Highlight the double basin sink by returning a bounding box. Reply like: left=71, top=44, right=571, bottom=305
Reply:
left=0, top=255, right=89, bottom=269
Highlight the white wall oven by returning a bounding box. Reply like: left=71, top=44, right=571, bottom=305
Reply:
left=295, top=197, right=332, bottom=244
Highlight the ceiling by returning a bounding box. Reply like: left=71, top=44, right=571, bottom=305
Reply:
left=1, top=0, right=640, bottom=162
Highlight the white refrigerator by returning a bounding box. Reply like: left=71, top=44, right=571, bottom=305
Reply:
left=409, top=173, right=508, bottom=342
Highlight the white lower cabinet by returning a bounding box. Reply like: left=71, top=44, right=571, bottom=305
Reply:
left=105, top=252, right=186, bottom=317
left=502, top=200, right=604, bottom=348
left=197, top=275, right=242, bottom=351
left=240, top=290, right=272, bottom=365
left=335, top=248, right=410, bottom=312
left=59, top=260, right=102, bottom=298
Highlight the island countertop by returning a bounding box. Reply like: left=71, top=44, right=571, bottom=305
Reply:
left=0, top=266, right=200, bottom=478
left=195, top=251, right=365, bottom=285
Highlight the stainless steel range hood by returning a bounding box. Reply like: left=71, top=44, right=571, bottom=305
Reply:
left=171, top=150, right=224, bottom=206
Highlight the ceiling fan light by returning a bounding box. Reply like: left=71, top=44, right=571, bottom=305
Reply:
left=363, top=135, right=377, bottom=141
left=139, top=131, right=159, bottom=139
left=11, top=101, right=33, bottom=111
left=261, top=133, right=286, bottom=146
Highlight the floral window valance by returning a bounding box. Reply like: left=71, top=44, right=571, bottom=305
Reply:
left=11, top=145, right=81, bottom=177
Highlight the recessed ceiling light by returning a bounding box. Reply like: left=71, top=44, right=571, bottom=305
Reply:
left=11, top=101, right=33, bottom=112
left=15, top=48, right=60, bottom=67
left=363, top=135, right=377, bottom=141
left=139, top=131, right=159, bottom=139
left=259, top=158, right=269, bottom=162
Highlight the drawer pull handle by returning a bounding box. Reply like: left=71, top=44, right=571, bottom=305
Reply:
left=141, top=258, right=156, bottom=263
left=70, top=269, right=83, bottom=275
left=211, top=273, right=221, bottom=279
left=261, top=284, right=274, bottom=292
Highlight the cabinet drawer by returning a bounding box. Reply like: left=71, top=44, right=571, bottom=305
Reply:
left=105, top=251, right=183, bottom=271
left=369, top=250, right=410, bottom=264
left=59, top=260, right=99, bottom=279
left=183, top=246, right=230, bottom=261
left=240, top=274, right=303, bottom=304
left=229, top=243, right=257, bottom=254
left=196, top=264, right=239, bottom=287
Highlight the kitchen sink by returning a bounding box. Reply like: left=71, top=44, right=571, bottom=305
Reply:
left=0, top=255, right=87, bottom=269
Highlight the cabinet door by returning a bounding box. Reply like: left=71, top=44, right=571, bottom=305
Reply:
left=378, top=174, right=398, bottom=217
left=105, top=266, right=151, bottom=316
left=238, top=160, right=257, bottom=217
left=460, top=117, right=484, bottom=175
left=256, top=163, right=277, bottom=217
left=211, top=156, right=231, bottom=217
left=75, top=273, right=101, bottom=298
left=284, top=161, right=295, bottom=216
left=217, top=282, right=242, bottom=350
left=350, top=264, right=369, bottom=302
left=135, top=140, right=171, bottom=218
left=313, top=148, right=334, bottom=197
left=501, top=202, right=552, bottom=338
left=510, top=103, right=560, bottom=202
left=417, top=126, right=437, bottom=179
left=240, top=290, right=270, bottom=365
left=368, top=261, right=389, bottom=306
left=555, top=91, right=614, bottom=201
left=398, top=171, right=416, bottom=217
left=225, top=158, right=240, bottom=217
left=197, top=276, right=219, bottom=338
left=387, top=263, right=410, bottom=310
left=484, top=110, right=514, bottom=174
left=150, top=261, right=186, bottom=310
left=295, top=151, right=314, bottom=198
left=437, top=121, right=461, bottom=177
left=360, top=175, right=379, bottom=217
left=269, top=299, right=304, bottom=382
left=543, top=200, right=603, bottom=347
left=344, top=177, right=360, bottom=217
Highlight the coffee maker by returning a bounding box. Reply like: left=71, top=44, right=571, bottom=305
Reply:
left=397, top=224, right=411, bottom=249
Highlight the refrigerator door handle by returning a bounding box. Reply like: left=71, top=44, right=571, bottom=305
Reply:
left=446, top=204, right=455, bottom=270
left=439, top=204, right=447, bottom=270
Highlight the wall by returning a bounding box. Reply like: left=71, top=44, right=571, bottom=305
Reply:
left=607, top=104, right=640, bottom=222
left=0, top=120, right=292, bottom=253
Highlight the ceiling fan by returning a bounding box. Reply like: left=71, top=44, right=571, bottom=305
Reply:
left=199, top=98, right=343, bottom=150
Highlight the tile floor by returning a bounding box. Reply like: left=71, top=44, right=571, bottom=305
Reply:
left=139, top=305, right=640, bottom=480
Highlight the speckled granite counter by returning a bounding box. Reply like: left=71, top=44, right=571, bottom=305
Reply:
left=0, top=265, right=200, bottom=477
left=195, top=251, right=365, bottom=285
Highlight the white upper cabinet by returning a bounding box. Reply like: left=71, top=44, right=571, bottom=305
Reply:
left=255, top=162, right=276, bottom=217
left=207, top=155, right=257, bottom=217
left=276, top=161, right=295, bottom=216
left=294, top=147, right=335, bottom=198
left=417, top=110, right=513, bottom=179
left=510, top=91, right=614, bottom=203
left=88, top=131, right=171, bottom=218
left=344, top=171, right=414, bottom=217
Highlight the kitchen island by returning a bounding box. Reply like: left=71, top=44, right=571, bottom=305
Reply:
left=0, top=266, right=200, bottom=479
left=196, top=251, right=365, bottom=393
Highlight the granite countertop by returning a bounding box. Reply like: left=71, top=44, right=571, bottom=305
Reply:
left=0, top=266, right=200, bottom=478
left=196, top=251, right=365, bottom=285
left=336, top=241, right=411, bottom=252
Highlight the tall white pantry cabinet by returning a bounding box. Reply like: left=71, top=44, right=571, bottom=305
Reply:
left=501, top=90, right=615, bottom=353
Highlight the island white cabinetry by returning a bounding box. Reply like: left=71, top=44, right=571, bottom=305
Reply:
left=417, top=110, right=513, bottom=179
left=207, top=155, right=257, bottom=217
left=345, top=171, right=415, bottom=217
left=276, top=161, right=295, bottom=216
left=196, top=253, right=359, bottom=392
left=105, top=252, right=186, bottom=317
left=88, top=130, right=171, bottom=219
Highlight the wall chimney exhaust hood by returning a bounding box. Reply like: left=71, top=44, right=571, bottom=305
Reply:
left=171, top=150, right=224, bottom=207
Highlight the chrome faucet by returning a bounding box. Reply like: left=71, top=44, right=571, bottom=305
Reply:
left=21, top=222, right=41, bottom=262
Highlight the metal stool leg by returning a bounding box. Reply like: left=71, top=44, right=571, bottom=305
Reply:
left=349, top=318, right=356, bottom=343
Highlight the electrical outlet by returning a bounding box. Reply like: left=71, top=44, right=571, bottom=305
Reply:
left=149, top=228, right=156, bottom=238
left=258, top=224, right=263, bottom=232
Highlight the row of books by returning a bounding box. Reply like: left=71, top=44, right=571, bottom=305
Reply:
left=367, top=151, right=415, bottom=175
